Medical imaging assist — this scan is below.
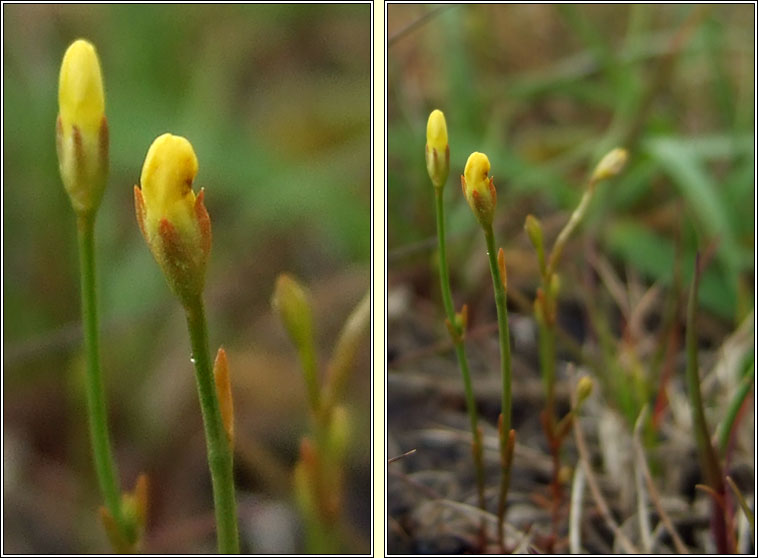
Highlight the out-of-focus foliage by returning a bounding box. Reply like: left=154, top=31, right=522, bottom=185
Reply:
left=388, top=4, right=753, bottom=323
left=3, top=4, right=370, bottom=554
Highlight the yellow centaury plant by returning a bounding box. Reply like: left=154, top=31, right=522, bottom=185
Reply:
left=134, top=133, right=212, bottom=306
left=134, top=134, right=238, bottom=553
left=57, top=39, right=109, bottom=216
left=57, top=38, right=149, bottom=552
left=461, top=149, right=516, bottom=550
left=424, top=110, right=489, bottom=542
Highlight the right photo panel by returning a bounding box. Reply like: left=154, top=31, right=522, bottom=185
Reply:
left=386, top=4, right=755, bottom=555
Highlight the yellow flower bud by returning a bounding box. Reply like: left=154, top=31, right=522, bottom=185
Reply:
left=56, top=39, right=109, bottom=215
left=461, top=151, right=497, bottom=228
left=525, top=214, right=546, bottom=275
left=591, top=147, right=628, bottom=184
left=134, top=134, right=211, bottom=305
left=271, top=274, right=314, bottom=355
left=524, top=214, right=543, bottom=252
left=140, top=134, right=199, bottom=240
left=576, top=376, right=593, bottom=402
left=575, top=376, right=594, bottom=411
left=425, top=109, right=449, bottom=188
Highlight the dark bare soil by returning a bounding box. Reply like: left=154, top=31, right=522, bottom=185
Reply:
left=386, top=272, right=754, bottom=555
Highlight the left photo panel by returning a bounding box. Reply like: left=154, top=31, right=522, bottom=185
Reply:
left=2, top=3, right=372, bottom=554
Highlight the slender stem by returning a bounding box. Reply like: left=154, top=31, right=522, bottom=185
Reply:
left=537, top=182, right=595, bottom=544
left=184, top=296, right=240, bottom=554
left=537, top=279, right=563, bottom=542
left=538, top=316, right=557, bottom=422
left=434, top=189, right=457, bottom=321
left=76, top=213, right=124, bottom=530
left=716, top=362, right=754, bottom=456
left=685, top=257, right=729, bottom=553
left=685, top=259, right=724, bottom=489
left=483, top=227, right=512, bottom=437
left=298, top=335, right=321, bottom=416
left=547, top=186, right=594, bottom=277
left=483, top=225, right=513, bottom=550
left=433, top=188, right=486, bottom=518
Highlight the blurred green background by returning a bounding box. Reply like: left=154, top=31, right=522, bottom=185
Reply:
left=3, top=3, right=370, bottom=554
left=388, top=4, right=754, bottom=325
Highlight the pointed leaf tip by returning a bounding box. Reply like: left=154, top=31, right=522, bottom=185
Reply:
left=213, top=347, right=234, bottom=447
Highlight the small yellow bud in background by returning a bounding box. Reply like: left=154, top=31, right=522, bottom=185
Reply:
left=462, top=151, right=497, bottom=228
left=455, top=303, right=468, bottom=332
left=56, top=38, right=109, bottom=215
left=524, top=214, right=543, bottom=253
left=558, top=465, right=573, bottom=485
left=99, top=474, right=149, bottom=552
left=271, top=274, right=314, bottom=361
left=575, top=376, right=594, bottom=408
left=525, top=214, right=546, bottom=276
left=591, top=147, right=628, bottom=184
left=134, top=133, right=211, bottom=305
left=425, top=109, right=449, bottom=188
left=272, top=273, right=321, bottom=414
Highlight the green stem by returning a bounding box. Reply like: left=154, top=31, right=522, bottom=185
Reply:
left=717, top=362, right=754, bottom=456
left=298, top=336, right=321, bottom=417
left=433, top=188, right=486, bottom=517
left=184, top=296, right=240, bottom=554
left=304, top=514, right=340, bottom=554
left=76, top=213, right=124, bottom=531
left=434, top=189, right=456, bottom=322
left=483, top=227, right=513, bottom=438
left=685, top=260, right=724, bottom=488
left=685, top=256, right=729, bottom=554
left=538, top=313, right=557, bottom=422
left=547, top=185, right=595, bottom=277
left=483, top=225, right=513, bottom=549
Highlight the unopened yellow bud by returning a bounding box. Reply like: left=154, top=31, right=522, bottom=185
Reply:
left=525, top=214, right=543, bottom=252
left=99, top=474, right=149, bottom=552
left=140, top=134, right=199, bottom=242
left=425, top=109, right=449, bottom=188
left=558, top=465, right=573, bottom=485
left=525, top=214, right=546, bottom=275
left=455, top=304, right=468, bottom=332
left=462, top=151, right=497, bottom=228
left=59, top=40, right=104, bottom=136
left=576, top=376, right=594, bottom=407
left=56, top=38, right=109, bottom=215
left=591, top=147, right=628, bottom=184
left=272, top=274, right=314, bottom=357
left=134, top=134, right=211, bottom=305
